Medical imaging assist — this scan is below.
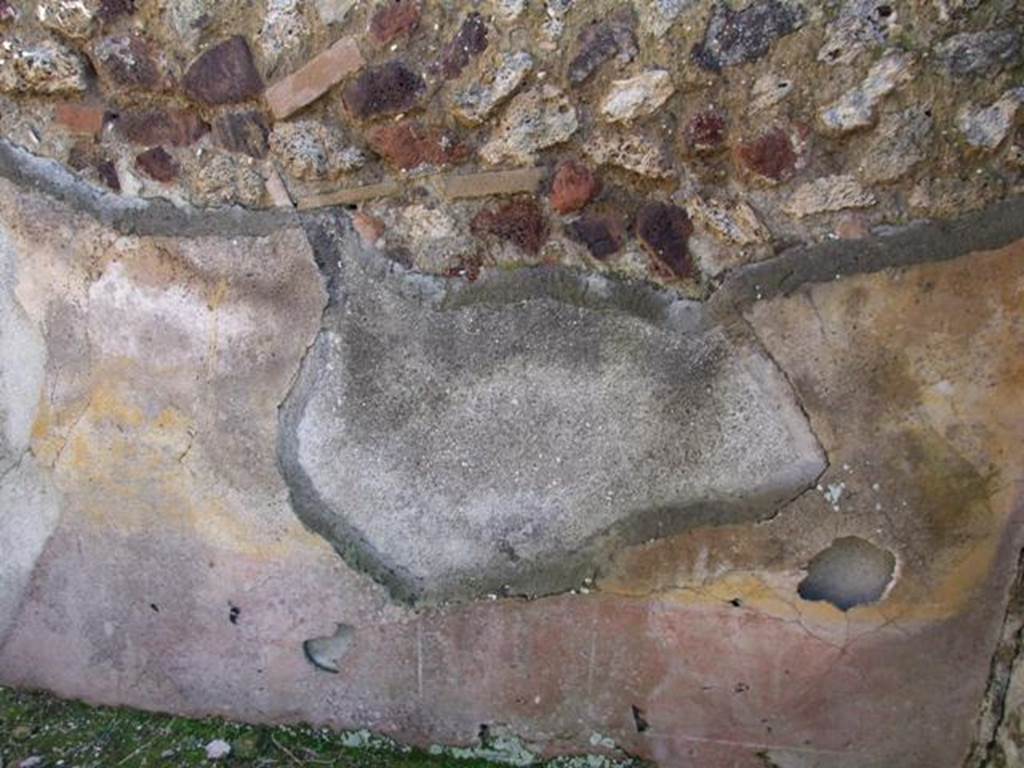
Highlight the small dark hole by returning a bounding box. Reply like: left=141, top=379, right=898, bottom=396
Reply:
left=631, top=705, right=650, bottom=733
left=729, top=598, right=742, bottom=607
left=876, top=4, right=892, bottom=17
left=149, top=603, right=159, bottom=612
left=229, top=605, right=241, bottom=624
left=478, top=724, right=491, bottom=745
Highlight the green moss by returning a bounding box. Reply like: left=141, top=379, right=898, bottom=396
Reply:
left=0, top=686, right=641, bottom=768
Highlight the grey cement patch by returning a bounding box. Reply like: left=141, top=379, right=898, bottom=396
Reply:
left=278, top=216, right=827, bottom=604
left=798, top=536, right=897, bottom=611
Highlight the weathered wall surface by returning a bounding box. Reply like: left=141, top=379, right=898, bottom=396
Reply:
left=0, top=0, right=1023, bottom=766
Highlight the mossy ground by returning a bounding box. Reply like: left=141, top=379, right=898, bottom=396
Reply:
left=0, top=686, right=534, bottom=767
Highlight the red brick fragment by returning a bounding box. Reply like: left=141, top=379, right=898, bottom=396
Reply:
left=685, top=108, right=727, bottom=155
left=636, top=201, right=694, bottom=278
left=370, top=0, right=421, bottom=45
left=366, top=121, right=469, bottom=170
left=55, top=103, right=107, bottom=136
left=440, top=13, right=488, bottom=79
left=183, top=36, right=263, bottom=105
left=135, top=146, right=178, bottom=183
left=471, top=199, right=548, bottom=255
left=550, top=160, right=600, bottom=214
left=735, top=127, right=797, bottom=183
left=342, top=61, right=424, bottom=119
left=116, top=109, right=209, bottom=147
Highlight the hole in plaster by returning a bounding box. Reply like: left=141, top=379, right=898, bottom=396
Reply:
left=149, top=603, right=159, bottom=612
left=729, top=597, right=742, bottom=608
left=228, top=604, right=241, bottom=624
left=631, top=705, right=649, bottom=733
left=797, top=536, right=896, bottom=611
left=303, top=623, right=355, bottom=674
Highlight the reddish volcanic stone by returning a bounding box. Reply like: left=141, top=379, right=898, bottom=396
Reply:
left=135, top=146, right=178, bottom=183
left=116, top=109, right=209, bottom=147
left=471, top=199, right=548, bottom=254
left=440, top=13, right=488, bottom=79
left=735, top=126, right=797, bottom=183
left=569, top=212, right=625, bottom=259
left=369, top=0, right=421, bottom=45
left=567, top=7, right=638, bottom=86
left=92, top=35, right=164, bottom=91
left=98, top=0, right=134, bottom=20
left=213, top=111, right=270, bottom=159
left=96, top=159, right=120, bottom=191
left=685, top=108, right=728, bottom=154
left=183, top=36, right=263, bottom=105
left=342, top=61, right=424, bottom=119
left=366, top=121, right=468, bottom=170
left=636, top=201, right=694, bottom=277
left=550, top=160, right=601, bottom=214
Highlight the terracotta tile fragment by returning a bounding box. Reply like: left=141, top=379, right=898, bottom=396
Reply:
left=296, top=180, right=402, bottom=209
left=264, top=36, right=365, bottom=120
left=54, top=103, right=107, bottom=136
left=441, top=167, right=545, bottom=199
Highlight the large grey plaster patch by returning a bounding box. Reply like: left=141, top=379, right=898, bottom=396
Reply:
left=0, top=224, right=57, bottom=647
left=279, top=217, right=826, bottom=604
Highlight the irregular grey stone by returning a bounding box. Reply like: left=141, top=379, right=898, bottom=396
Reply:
left=859, top=106, right=933, bottom=183
left=599, top=69, right=674, bottom=123
left=480, top=86, right=578, bottom=164
left=638, top=0, right=699, bottom=37
left=0, top=38, right=87, bottom=94
left=583, top=129, right=672, bottom=178
left=256, top=0, right=311, bottom=76
left=278, top=219, right=826, bottom=603
left=934, top=29, right=1021, bottom=77
left=817, top=0, right=898, bottom=66
left=269, top=120, right=366, bottom=181
left=314, top=0, right=357, bottom=25
left=957, top=88, right=1024, bottom=151
left=817, top=52, right=914, bottom=134
left=37, top=0, right=99, bottom=40
left=785, top=174, right=877, bottom=216
left=693, top=0, right=807, bottom=71
left=453, top=51, right=532, bottom=125
left=749, top=71, right=793, bottom=112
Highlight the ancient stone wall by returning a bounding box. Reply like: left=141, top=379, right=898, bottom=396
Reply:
left=1, top=0, right=1024, bottom=766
